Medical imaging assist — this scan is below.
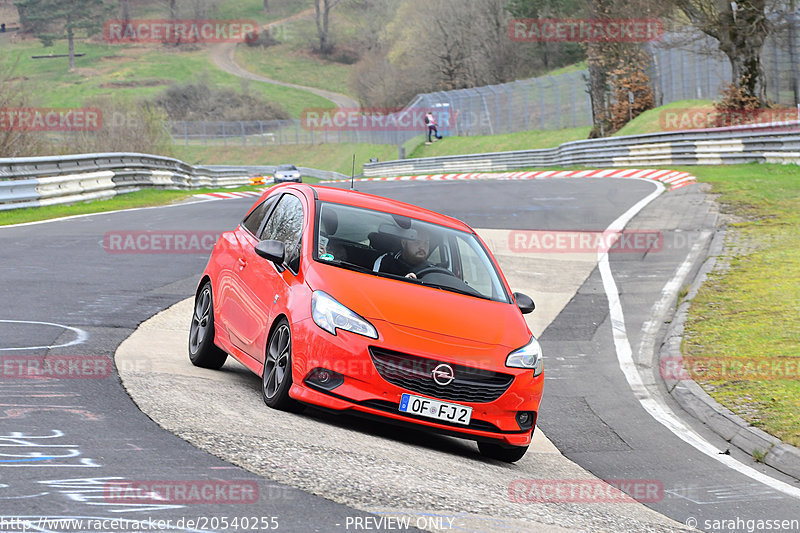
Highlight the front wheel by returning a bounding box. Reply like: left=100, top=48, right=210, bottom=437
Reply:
left=188, top=282, right=228, bottom=369
left=262, top=318, right=304, bottom=412
left=478, top=441, right=529, bottom=463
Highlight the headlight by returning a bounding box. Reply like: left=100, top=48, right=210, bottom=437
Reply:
left=506, top=337, right=543, bottom=375
left=311, top=291, right=377, bottom=339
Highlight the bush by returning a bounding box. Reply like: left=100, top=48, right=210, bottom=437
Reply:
left=153, top=80, right=291, bottom=122
left=244, top=29, right=280, bottom=48
left=712, top=75, right=763, bottom=127
left=0, top=57, right=45, bottom=157
left=607, top=55, right=655, bottom=134
left=58, top=96, right=174, bottom=156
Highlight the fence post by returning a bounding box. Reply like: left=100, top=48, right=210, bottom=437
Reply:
left=184, top=121, right=188, bottom=146
left=534, top=78, right=545, bottom=129
left=570, top=74, right=577, bottom=128
left=505, top=85, right=513, bottom=134
left=241, top=121, right=246, bottom=146
left=547, top=76, right=560, bottom=129
left=521, top=80, right=529, bottom=130
left=773, top=37, right=780, bottom=103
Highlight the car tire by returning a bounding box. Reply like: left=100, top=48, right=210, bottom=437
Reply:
left=188, top=282, right=228, bottom=369
left=478, top=441, right=529, bottom=463
left=262, top=318, right=304, bottom=412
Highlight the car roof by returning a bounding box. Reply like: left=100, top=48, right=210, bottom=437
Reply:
left=276, top=183, right=474, bottom=232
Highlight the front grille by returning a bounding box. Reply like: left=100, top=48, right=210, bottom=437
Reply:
left=369, top=347, right=514, bottom=403
left=359, top=399, right=502, bottom=433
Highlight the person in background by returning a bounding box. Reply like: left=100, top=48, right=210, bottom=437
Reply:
left=424, top=112, right=442, bottom=144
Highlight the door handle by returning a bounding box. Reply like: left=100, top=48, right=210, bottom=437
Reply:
left=237, top=258, right=247, bottom=269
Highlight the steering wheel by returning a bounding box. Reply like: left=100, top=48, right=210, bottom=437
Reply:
left=414, top=265, right=456, bottom=278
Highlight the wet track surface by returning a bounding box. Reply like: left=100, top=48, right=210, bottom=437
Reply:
left=1, top=179, right=798, bottom=532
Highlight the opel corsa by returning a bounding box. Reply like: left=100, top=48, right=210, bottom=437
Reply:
left=189, top=183, right=543, bottom=462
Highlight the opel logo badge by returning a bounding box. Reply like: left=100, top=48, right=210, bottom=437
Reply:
left=432, top=364, right=455, bottom=386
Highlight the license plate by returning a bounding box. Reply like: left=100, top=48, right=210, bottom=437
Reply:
left=399, top=393, right=472, bottom=425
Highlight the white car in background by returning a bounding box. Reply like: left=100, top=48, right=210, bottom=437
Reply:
left=273, top=164, right=302, bottom=183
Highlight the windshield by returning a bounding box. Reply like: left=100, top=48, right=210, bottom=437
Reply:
left=314, top=201, right=509, bottom=303
left=278, top=165, right=298, bottom=171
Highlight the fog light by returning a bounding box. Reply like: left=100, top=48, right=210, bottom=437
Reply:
left=516, top=411, right=536, bottom=430
left=305, top=368, right=344, bottom=391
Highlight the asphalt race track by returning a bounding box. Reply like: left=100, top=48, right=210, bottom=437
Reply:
left=1, top=178, right=799, bottom=532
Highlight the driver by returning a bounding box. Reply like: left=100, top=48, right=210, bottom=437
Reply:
left=374, top=227, right=433, bottom=279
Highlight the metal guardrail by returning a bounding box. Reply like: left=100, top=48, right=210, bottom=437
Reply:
left=0, top=152, right=348, bottom=211
left=363, top=122, right=800, bottom=177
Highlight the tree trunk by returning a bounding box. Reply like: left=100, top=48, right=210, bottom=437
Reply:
left=587, top=45, right=608, bottom=137
left=315, top=0, right=332, bottom=54
left=263, top=0, right=269, bottom=12
left=672, top=0, right=769, bottom=106
left=715, top=4, right=768, bottom=105
left=169, top=0, right=177, bottom=20
left=120, top=0, right=131, bottom=23
left=68, top=25, right=75, bottom=71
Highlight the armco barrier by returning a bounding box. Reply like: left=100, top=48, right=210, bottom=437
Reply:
left=0, top=153, right=347, bottom=211
left=363, top=122, right=800, bottom=177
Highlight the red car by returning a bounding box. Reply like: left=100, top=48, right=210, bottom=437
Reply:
left=189, top=183, right=543, bottom=462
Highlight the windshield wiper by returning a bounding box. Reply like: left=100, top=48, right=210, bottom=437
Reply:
left=421, top=281, right=485, bottom=299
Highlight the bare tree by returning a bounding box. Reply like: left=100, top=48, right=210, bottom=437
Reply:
left=314, top=0, right=344, bottom=54
left=120, top=0, right=130, bottom=23
left=0, top=57, right=44, bottom=157
left=669, top=0, right=769, bottom=104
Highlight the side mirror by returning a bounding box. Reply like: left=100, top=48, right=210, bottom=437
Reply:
left=513, top=292, right=535, bottom=315
left=255, top=240, right=285, bottom=265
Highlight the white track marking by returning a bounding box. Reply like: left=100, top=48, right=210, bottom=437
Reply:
left=0, top=320, right=88, bottom=351
left=598, top=180, right=800, bottom=500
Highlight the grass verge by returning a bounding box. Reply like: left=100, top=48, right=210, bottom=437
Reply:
left=681, top=164, right=800, bottom=447
left=409, top=127, right=592, bottom=158
left=2, top=39, right=332, bottom=117
left=173, top=143, right=399, bottom=175
left=0, top=185, right=269, bottom=226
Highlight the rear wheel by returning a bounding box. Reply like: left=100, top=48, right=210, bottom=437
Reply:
left=262, top=318, right=304, bottom=412
left=188, top=282, right=228, bottom=369
left=478, top=441, right=529, bottom=463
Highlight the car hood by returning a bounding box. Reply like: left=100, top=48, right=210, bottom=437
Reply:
left=306, top=264, right=529, bottom=349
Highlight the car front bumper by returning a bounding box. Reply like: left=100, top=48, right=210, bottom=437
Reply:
left=289, top=317, right=543, bottom=447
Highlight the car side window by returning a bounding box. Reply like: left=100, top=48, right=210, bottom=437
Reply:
left=241, top=196, right=278, bottom=236
left=260, top=194, right=304, bottom=273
